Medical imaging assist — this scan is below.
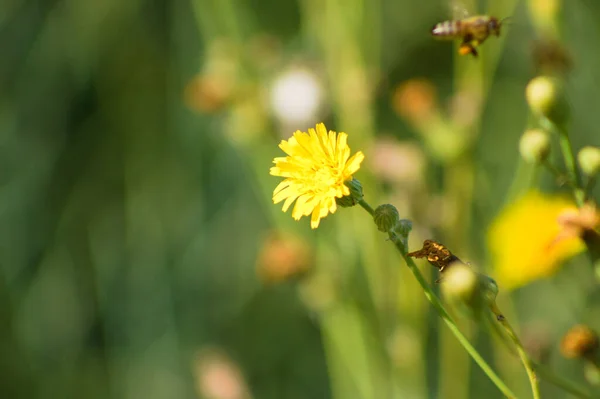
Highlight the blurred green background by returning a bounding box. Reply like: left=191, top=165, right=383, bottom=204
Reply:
left=2, top=0, right=600, bottom=398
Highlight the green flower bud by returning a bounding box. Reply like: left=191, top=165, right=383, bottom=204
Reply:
left=584, top=361, right=600, bottom=386
left=526, top=76, right=569, bottom=125
left=395, top=219, right=413, bottom=237
left=578, top=146, right=600, bottom=177
left=442, top=264, right=499, bottom=319
left=373, top=204, right=400, bottom=232
left=480, top=275, right=499, bottom=306
left=336, top=195, right=357, bottom=208
left=442, top=263, right=479, bottom=309
left=519, top=128, right=551, bottom=163
left=336, top=179, right=364, bottom=208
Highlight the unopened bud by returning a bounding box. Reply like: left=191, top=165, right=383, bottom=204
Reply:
left=395, top=219, right=413, bottom=237
left=528, top=0, right=561, bottom=35
left=519, top=129, right=551, bottom=163
left=584, top=362, right=600, bottom=386
left=442, top=264, right=500, bottom=319
left=374, top=204, right=400, bottom=233
left=442, top=263, right=479, bottom=308
left=480, top=275, right=499, bottom=306
left=578, top=146, right=600, bottom=177
left=526, top=76, right=569, bottom=125
left=560, top=324, right=599, bottom=359
left=336, top=179, right=363, bottom=208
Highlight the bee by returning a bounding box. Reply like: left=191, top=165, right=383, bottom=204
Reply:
left=431, top=15, right=508, bottom=57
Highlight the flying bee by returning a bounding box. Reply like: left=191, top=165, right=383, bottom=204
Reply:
left=431, top=15, right=509, bottom=57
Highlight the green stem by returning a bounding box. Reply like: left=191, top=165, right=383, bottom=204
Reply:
left=359, top=200, right=516, bottom=398
left=489, top=303, right=540, bottom=399
left=552, top=125, right=600, bottom=278
left=583, top=176, right=596, bottom=202
left=396, top=240, right=516, bottom=397
left=534, top=363, right=593, bottom=399
left=358, top=199, right=375, bottom=216
left=542, top=159, right=578, bottom=190
left=556, top=124, right=585, bottom=206
left=486, top=312, right=592, bottom=398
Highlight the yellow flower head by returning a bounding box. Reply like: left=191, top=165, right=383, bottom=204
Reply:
left=488, top=191, right=585, bottom=290
left=270, top=123, right=364, bottom=229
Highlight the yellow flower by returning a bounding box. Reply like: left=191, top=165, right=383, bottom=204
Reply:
left=487, top=191, right=585, bottom=290
left=270, top=123, right=364, bottom=229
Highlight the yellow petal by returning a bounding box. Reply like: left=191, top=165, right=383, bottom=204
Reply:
left=292, top=194, right=311, bottom=220
left=345, top=151, right=365, bottom=175
left=310, top=203, right=323, bottom=229
left=282, top=193, right=298, bottom=212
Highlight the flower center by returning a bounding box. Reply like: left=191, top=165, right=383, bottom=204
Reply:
left=310, top=164, right=340, bottom=193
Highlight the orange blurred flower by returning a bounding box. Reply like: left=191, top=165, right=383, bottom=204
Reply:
left=392, top=78, right=438, bottom=123
left=560, top=324, right=599, bottom=360
left=256, top=231, right=312, bottom=283
left=185, top=74, right=234, bottom=113
left=554, top=202, right=600, bottom=245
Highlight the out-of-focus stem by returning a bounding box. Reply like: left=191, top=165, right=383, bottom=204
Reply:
left=556, top=126, right=585, bottom=206
left=583, top=176, right=597, bottom=201
left=486, top=311, right=592, bottom=398
left=489, top=303, right=540, bottom=399
left=535, top=363, right=593, bottom=398
left=300, top=0, right=397, bottom=397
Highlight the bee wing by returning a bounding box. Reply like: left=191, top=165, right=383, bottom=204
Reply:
left=450, top=0, right=471, bottom=20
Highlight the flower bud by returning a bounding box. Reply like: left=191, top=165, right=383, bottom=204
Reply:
left=560, top=324, right=599, bottom=359
left=527, top=0, right=561, bottom=35
left=584, top=361, right=600, bottom=386
left=578, top=146, right=600, bottom=177
left=442, top=263, right=479, bottom=308
left=336, top=194, right=357, bottom=208
left=442, top=264, right=501, bottom=319
left=336, top=179, right=364, bottom=208
left=480, top=275, right=499, bottom=306
left=519, top=129, right=551, bottom=163
left=374, top=204, right=400, bottom=232
left=395, top=219, right=413, bottom=237
left=526, top=76, right=569, bottom=125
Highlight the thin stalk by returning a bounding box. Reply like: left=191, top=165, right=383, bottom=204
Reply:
left=359, top=200, right=375, bottom=216
left=583, top=176, right=597, bottom=202
left=358, top=200, right=517, bottom=398
left=542, top=159, right=578, bottom=190
left=551, top=125, right=600, bottom=277
left=504, top=159, right=537, bottom=207
left=555, top=124, right=585, bottom=206
left=489, top=303, right=541, bottom=399
left=485, top=312, right=592, bottom=398
left=535, top=363, right=593, bottom=399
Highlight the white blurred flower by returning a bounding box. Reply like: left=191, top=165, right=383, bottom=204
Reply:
left=269, top=67, right=324, bottom=126
left=369, top=137, right=426, bottom=185
left=387, top=326, right=422, bottom=369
